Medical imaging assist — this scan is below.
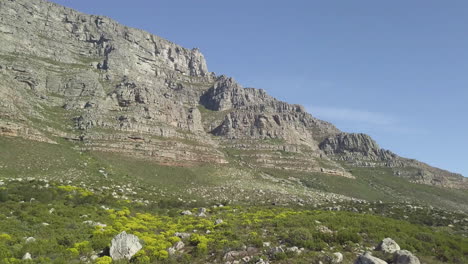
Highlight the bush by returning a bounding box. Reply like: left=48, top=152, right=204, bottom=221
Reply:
left=95, top=256, right=112, bottom=264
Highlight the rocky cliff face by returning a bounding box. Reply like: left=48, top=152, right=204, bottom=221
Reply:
left=0, top=0, right=466, bottom=189
left=320, top=133, right=397, bottom=161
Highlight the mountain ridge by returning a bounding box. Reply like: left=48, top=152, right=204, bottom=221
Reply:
left=0, top=0, right=466, bottom=194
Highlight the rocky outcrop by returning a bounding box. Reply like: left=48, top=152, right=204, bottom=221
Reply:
left=110, top=231, right=142, bottom=260
left=319, top=133, right=467, bottom=189
left=320, top=133, right=396, bottom=161
left=203, top=76, right=339, bottom=145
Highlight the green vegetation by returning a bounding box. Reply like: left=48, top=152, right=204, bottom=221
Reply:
left=261, top=166, right=468, bottom=212
left=1, top=137, right=468, bottom=263
left=261, top=137, right=286, bottom=145
left=0, top=180, right=466, bottom=263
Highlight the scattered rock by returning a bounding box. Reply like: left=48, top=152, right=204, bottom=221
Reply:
left=215, top=219, right=223, bottom=225
left=269, top=246, right=284, bottom=255
left=256, top=258, right=269, bottom=264
left=174, top=232, right=191, bottom=239
left=223, top=250, right=247, bottom=261
left=174, top=241, right=185, bottom=250
left=376, top=238, right=400, bottom=254
left=181, top=210, right=192, bottom=216
left=109, top=231, right=142, bottom=260
left=82, top=220, right=107, bottom=228
left=332, top=252, right=343, bottom=263
left=317, top=225, right=334, bottom=234
left=355, top=252, right=387, bottom=264
left=393, top=250, right=421, bottom=264
left=22, top=253, right=32, bottom=260
left=286, top=246, right=304, bottom=254
left=25, top=237, right=36, bottom=243
left=196, top=207, right=207, bottom=217
left=167, top=247, right=176, bottom=255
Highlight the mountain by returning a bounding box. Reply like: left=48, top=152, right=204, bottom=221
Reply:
left=1, top=1, right=468, bottom=263
left=0, top=0, right=467, bottom=212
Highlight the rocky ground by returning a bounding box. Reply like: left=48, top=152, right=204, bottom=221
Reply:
left=0, top=179, right=466, bottom=263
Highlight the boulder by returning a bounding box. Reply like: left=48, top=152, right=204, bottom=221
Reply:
left=174, top=232, right=191, bottom=239
left=180, top=210, right=192, bottom=216
left=174, top=241, right=185, bottom=250
left=223, top=250, right=247, bottom=261
left=393, top=250, right=421, bottom=264
left=167, top=247, right=176, bottom=255
left=332, top=252, right=343, bottom=263
left=355, top=252, right=387, bottom=264
left=269, top=246, right=285, bottom=255
left=256, top=258, right=269, bottom=264
left=109, top=231, right=142, bottom=260
left=286, top=246, right=303, bottom=254
left=196, top=207, right=207, bottom=217
left=376, top=238, right=400, bottom=254
left=317, top=225, right=334, bottom=234
left=25, top=237, right=36, bottom=243
left=22, top=253, right=32, bottom=260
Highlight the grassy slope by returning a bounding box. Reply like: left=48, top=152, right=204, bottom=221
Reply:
left=0, top=180, right=466, bottom=264
left=261, top=166, right=468, bottom=212
left=1, top=136, right=468, bottom=212
left=1, top=136, right=468, bottom=263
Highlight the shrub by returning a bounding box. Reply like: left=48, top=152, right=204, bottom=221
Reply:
left=95, top=256, right=113, bottom=264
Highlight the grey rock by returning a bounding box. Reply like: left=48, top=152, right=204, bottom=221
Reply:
left=22, top=252, right=32, bottom=260
left=269, top=246, right=284, bottom=255
left=332, top=252, right=343, bottom=263
left=174, top=232, right=191, bottom=239
left=354, top=252, right=387, bottom=264
left=109, top=231, right=142, bottom=260
left=25, top=237, right=36, bottom=243
left=174, top=241, right=185, bottom=250
left=393, top=250, right=421, bottom=264
left=255, top=258, right=269, bottom=264
left=181, top=210, right=192, bottom=216
left=196, top=207, right=208, bottom=217
left=167, top=247, right=176, bottom=255
left=286, top=246, right=303, bottom=254
left=376, top=238, right=400, bottom=254
left=82, top=220, right=107, bottom=228
left=320, top=133, right=395, bottom=161
left=317, top=225, right=334, bottom=234
left=223, top=250, right=247, bottom=261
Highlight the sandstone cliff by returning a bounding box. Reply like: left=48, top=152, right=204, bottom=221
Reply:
left=0, top=0, right=466, bottom=189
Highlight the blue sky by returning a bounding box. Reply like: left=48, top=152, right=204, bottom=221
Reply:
left=50, top=0, right=468, bottom=177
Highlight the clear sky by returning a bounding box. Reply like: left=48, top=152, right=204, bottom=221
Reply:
left=50, top=0, right=468, bottom=177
